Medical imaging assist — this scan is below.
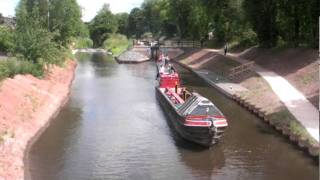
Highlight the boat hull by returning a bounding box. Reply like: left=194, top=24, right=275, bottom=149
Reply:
left=156, top=88, right=216, bottom=147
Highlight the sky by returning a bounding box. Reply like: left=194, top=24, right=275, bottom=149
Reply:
left=0, top=0, right=143, bottom=22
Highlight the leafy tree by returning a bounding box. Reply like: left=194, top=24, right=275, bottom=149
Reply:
left=243, top=0, right=278, bottom=47
left=89, top=4, right=118, bottom=47
left=0, top=25, right=14, bottom=52
left=127, top=8, right=145, bottom=38
left=115, top=13, right=129, bottom=36
left=15, top=0, right=61, bottom=64
left=168, top=0, right=193, bottom=38
left=49, top=0, right=83, bottom=45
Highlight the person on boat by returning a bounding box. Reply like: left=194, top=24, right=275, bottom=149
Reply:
left=156, top=64, right=166, bottom=79
left=164, top=55, right=170, bottom=66
left=168, top=64, right=175, bottom=74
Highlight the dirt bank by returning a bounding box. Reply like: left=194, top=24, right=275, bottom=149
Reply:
left=238, top=47, right=318, bottom=108
left=0, top=60, right=76, bottom=179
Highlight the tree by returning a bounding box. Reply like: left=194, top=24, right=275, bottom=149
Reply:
left=89, top=4, right=118, bottom=47
left=127, top=8, right=145, bottom=38
left=115, top=13, right=129, bottom=36
left=15, top=0, right=61, bottom=64
left=49, top=0, right=83, bottom=45
left=243, top=0, right=278, bottom=47
left=0, top=25, right=14, bottom=52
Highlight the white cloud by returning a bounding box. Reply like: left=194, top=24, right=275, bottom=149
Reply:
left=0, top=0, right=19, bottom=17
left=0, top=0, right=143, bottom=22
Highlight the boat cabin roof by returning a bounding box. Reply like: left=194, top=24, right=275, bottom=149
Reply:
left=178, top=92, right=223, bottom=116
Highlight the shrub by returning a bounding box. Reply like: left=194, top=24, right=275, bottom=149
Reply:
left=0, top=58, right=44, bottom=81
left=238, top=29, right=257, bottom=47
left=0, top=25, right=14, bottom=53
left=15, top=2, right=63, bottom=66
left=72, top=37, right=93, bottom=49
left=103, top=34, right=132, bottom=56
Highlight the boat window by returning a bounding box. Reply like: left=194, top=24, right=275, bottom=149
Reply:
left=190, top=105, right=221, bottom=116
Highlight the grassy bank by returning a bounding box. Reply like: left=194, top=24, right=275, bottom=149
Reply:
left=103, top=34, right=132, bottom=56
left=0, top=58, right=43, bottom=81
left=175, top=48, right=318, bottom=147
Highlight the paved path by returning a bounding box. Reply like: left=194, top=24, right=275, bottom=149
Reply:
left=207, top=49, right=319, bottom=142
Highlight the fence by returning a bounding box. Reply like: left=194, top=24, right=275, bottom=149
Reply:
left=228, top=61, right=254, bottom=79
left=159, top=40, right=201, bottom=48
left=133, top=40, right=201, bottom=48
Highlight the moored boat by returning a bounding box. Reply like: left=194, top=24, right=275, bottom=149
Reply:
left=155, top=65, right=228, bottom=146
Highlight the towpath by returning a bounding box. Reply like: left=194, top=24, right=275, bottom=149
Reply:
left=207, top=49, right=319, bottom=142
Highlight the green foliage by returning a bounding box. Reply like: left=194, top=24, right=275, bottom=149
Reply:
left=0, top=25, right=14, bottom=52
left=243, top=0, right=278, bottom=47
left=89, top=4, right=118, bottom=47
left=72, top=37, right=93, bottom=49
left=127, top=8, right=145, bottom=38
left=15, top=0, right=63, bottom=65
left=115, top=13, right=129, bottom=35
left=103, top=34, right=131, bottom=56
left=125, top=0, right=317, bottom=48
left=141, top=32, right=153, bottom=40
left=0, top=58, right=43, bottom=80
left=49, top=0, right=83, bottom=45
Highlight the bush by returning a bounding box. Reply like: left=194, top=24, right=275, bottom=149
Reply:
left=103, top=34, right=132, bottom=56
left=72, top=37, right=93, bottom=49
left=15, top=3, right=63, bottom=66
left=0, top=58, right=43, bottom=81
left=0, top=25, right=14, bottom=53
left=238, top=29, right=258, bottom=47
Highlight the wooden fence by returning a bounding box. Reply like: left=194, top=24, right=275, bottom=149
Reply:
left=228, top=61, right=255, bottom=79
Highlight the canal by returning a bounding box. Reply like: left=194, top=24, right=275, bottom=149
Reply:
left=28, top=53, right=318, bottom=180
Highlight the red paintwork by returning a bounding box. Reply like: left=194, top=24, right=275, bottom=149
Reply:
left=184, top=120, right=212, bottom=127
left=165, top=88, right=184, bottom=104
left=186, top=115, right=228, bottom=127
left=159, top=73, right=180, bottom=88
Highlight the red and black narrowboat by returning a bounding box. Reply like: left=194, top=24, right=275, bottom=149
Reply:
left=156, top=66, right=228, bottom=147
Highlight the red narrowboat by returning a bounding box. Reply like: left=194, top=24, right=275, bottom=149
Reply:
left=156, top=65, right=228, bottom=146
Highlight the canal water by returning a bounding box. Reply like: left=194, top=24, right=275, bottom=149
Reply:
left=28, top=53, right=318, bottom=180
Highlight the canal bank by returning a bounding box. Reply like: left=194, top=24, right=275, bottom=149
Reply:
left=172, top=48, right=319, bottom=158
left=29, top=53, right=318, bottom=180
left=0, top=60, right=76, bottom=179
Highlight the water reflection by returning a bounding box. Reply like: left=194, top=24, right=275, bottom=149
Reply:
left=29, top=53, right=318, bottom=180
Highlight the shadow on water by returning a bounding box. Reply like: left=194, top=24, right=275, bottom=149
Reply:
left=28, top=100, right=84, bottom=180
left=29, top=53, right=318, bottom=180
left=155, top=99, right=209, bottom=152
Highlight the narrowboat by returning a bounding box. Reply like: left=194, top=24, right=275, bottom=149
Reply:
left=156, top=66, right=228, bottom=146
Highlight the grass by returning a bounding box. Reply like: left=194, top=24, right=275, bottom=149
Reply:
left=298, top=72, right=317, bottom=85
left=0, top=58, right=44, bottom=81
left=72, top=37, right=93, bottom=49
left=268, top=108, right=318, bottom=145
left=103, top=34, right=132, bottom=56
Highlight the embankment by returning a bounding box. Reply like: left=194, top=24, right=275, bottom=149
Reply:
left=172, top=47, right=319, bottom=158
left=0, top=60, right=77, bottom=179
